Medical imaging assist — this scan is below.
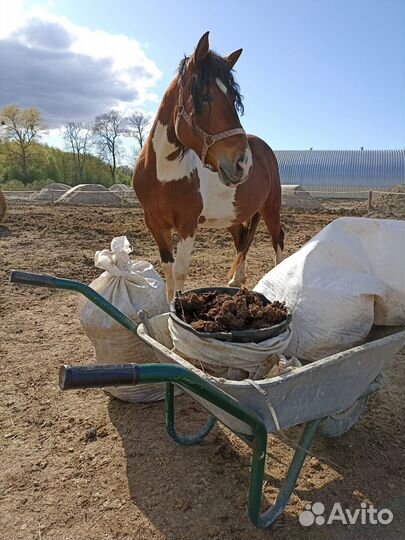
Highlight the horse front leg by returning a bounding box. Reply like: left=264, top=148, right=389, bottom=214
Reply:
left=173, top=233, right=195, bottom=294
left=144, top=212, right=175, bottom=303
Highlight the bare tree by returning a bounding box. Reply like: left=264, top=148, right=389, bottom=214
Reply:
left=92, top=110, right=127, bottom=184
left=0, top=105, right=45, bottom=184
left=128, top=111, right=150, bottom=150
left=62, top=121, right=91, bottom=184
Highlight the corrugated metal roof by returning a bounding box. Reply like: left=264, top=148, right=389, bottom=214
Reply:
left=274, top=150, right=405, bottom=188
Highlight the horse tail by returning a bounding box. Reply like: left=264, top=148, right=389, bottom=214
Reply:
left=227, top=212, right=261, bottom=282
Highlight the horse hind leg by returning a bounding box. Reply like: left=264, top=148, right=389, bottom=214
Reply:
left=260, top=205, right=284, bottom=267
left=227, top=212, right=261, bottom=287
left=228, top=250, right=247, bottom=287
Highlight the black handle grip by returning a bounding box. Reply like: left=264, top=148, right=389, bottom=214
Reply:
left=59, top=364, right=140, bottom=390
left=10, top=270, right=58, bottom=288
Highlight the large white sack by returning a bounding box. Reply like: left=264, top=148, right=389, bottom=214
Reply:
left=254, top=218, right=405, bottom=361
left=79, top=236, right=168, bottom=402
left=168, top=316, right=292, bottom=380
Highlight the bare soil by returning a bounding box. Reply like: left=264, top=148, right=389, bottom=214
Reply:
left=1, top=203, right=404, bottom=540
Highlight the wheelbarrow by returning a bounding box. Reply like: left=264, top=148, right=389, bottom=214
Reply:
left=10, top=270, right=405, bottom=528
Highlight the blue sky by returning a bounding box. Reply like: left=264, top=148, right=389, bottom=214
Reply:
left=2, top=0, right=405, bottom=152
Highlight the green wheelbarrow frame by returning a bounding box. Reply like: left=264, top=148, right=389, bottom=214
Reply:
left=10, top=270, right=403, bottom=528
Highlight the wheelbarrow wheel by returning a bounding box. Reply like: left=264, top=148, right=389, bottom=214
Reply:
left=318, top=396, right=368, bottom=438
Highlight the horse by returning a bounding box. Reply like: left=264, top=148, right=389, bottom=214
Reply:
left=133, top=32, right=284, bottom=302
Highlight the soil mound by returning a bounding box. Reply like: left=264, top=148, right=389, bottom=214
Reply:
left=366, top=185, right=405, bottom=219
left=282, top=184, right=321, bottom=209
left=56, top=184, right=121, bottom=206
left=30, top=182, right=70, bottom=201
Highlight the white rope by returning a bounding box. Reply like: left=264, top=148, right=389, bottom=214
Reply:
left=247, top=379, right=282, bottom=432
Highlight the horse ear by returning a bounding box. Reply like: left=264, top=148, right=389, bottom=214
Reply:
left=192, top=31, right=210, bottom=66
left=225, top=48, right=243, bottom=69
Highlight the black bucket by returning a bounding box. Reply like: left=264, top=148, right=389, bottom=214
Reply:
left=169, top=287, right=292, bottom=344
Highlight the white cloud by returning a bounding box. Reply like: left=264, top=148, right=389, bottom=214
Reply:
left=0, top=0, right=25, bottom=39
left=0, top=1, right=162, bottom=127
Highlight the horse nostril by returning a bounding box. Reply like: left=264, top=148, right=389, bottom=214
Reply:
left=236, top=157, right=245, bottom=174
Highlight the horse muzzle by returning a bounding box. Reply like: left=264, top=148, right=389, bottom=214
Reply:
left=218, top=152, right=252, bottom=187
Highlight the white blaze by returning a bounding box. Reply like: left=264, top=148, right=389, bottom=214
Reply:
left=215, top=77, right=228, bottom=94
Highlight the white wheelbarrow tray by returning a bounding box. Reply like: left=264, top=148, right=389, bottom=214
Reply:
left=138, top=314, right=405, bottom=437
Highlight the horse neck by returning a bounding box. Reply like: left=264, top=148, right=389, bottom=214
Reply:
left=148, top=79, right=183, bottom=160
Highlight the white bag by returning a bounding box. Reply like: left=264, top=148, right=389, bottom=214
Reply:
left=79, top=236, right=169, bottom=402
left=254, top=218, right=405, bottom=361
left=168, top=317, right=292, bottom=380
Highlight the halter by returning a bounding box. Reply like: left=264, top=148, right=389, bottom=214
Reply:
left=174, top=80, right=246, bottom=167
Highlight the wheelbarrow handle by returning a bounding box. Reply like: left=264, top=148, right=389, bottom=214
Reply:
left=60, top=363, right=140, bottom=390
left=9, top=269, right=139, bottom=335
left=10, top=270, right=59, bottom=288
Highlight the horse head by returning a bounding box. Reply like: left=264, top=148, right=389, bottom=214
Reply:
left=175, top=32, right=252, bottom=187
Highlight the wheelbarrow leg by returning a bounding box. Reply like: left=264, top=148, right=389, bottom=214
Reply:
left=165, top=382, right=217, bottom=445
left=249, top=419, right=321, bottom=528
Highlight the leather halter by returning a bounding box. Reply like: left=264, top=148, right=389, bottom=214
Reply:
left=174, top=80, right=246, bottom=167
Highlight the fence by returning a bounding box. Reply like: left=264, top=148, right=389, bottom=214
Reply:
left=297, top=186, right=405, bottom=201
left=3, top=189, right=141, bottom=208
left=276, top=149, right=405, bottom=199
left=4, top=188, right=405, bottom=213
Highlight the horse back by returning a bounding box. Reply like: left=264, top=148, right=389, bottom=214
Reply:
left=248, top=134, right=280, bottom=186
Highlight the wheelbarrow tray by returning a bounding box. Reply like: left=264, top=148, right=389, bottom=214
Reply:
left=138, top=314, right=405, bottom=436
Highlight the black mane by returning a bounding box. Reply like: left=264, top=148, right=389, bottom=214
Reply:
left=178, top=51, right=244, bottom=116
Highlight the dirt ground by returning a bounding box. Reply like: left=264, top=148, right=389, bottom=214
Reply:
left=1, top=203, right=404, bottom=540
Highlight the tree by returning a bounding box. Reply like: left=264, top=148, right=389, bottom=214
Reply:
left=62, top=121, right=91, bottom=184
left=92, top=110, right=127, bottom=184
left=0, top=105, right=45, bottom=185
left=128, top=111, right=150, bottom=150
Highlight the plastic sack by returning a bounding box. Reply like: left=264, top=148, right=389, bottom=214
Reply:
left=168, top=316, right=292, bottom=380
left=79, top=236, right=169, bottom=402
left=254, top=218, right=405, bottom=361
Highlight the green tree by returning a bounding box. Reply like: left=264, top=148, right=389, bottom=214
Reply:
left=62, top=122, right=92, bottom=184
left=0, top=105, right=46, bottom=185
left=128, top=111, right=149, bottom=146
left=92, top=110, right=127, bottom=184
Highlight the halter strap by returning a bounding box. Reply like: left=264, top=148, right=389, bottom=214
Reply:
left=175, top=81, right=246, bottom=166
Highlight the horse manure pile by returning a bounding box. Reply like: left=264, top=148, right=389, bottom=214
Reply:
left=175, top=288, right=288, bottom=333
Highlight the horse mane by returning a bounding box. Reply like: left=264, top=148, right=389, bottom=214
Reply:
left=178, top=51, right=244, bottom=116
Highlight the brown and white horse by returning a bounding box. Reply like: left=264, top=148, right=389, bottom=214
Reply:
left=133, top=32, right=284, bottom=302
